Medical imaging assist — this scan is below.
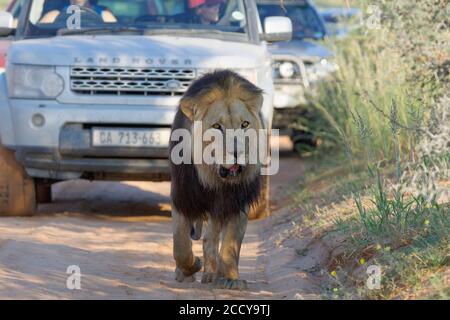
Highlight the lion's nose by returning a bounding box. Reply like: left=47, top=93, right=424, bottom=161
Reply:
left=233, top=146, right=238, bottom=160
left=225, top=135, right=245, bottom=164
left=233, top=136, right=246, bottom=161
left=219, top=166, right=229, bottom=178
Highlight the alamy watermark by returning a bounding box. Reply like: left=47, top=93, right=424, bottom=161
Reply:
left=66, top=5, right=82, bottom=30
left=366, top=265, right=382, bottom=290
left=66, top=265, right=82, bottom=290
left=170, top=123, right=280, bottom=176
left=364, top=5, right=382, bottom=30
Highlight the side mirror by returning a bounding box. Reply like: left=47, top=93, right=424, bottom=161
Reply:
left=262, top=16, right=292, bottom=42
left=0, top=11, right=14, bottom=37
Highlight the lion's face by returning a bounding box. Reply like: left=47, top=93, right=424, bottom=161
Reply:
left=198, top=97, right=263, bottom=184
left=179, top=71, right=265, bottom=187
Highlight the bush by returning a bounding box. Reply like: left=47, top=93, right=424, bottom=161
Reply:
left=309, top=0, right=450, bottom=299
left=310, top=0, right=449, bottom=164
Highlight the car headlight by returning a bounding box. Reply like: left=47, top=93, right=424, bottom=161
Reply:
left=8, top=65, right=64, bottom=99
left=279, top=62, right=295, bottom=78
left=272, top=60, right=301, bottom=80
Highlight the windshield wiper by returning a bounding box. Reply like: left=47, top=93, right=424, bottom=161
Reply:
left=58, top=27, right=144, bottom=36
left=142, top=28, right=243, bottom=37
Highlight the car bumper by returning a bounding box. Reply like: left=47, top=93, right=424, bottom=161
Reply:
left=15, top=147, right=171, bottom=181
left=8, top=99, right=176, bottom=180
left=273, top=83, right=308, bottom=109
left=273, top=69, right=336, bottom=109
left=272, top=106, right=306, bottom=132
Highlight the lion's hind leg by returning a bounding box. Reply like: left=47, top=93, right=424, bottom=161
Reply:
left=201, top=216, right=221, bottom=284
left=172, top=208, right=202, bottom=282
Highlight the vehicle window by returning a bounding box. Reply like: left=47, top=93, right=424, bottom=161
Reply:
left=22, top=0, right=249, bottom=38
left=9, top=0, right=24, bottom=27
left=10, top=0, right=23, bottom=17
left=257, top=3, right=325, bottom=40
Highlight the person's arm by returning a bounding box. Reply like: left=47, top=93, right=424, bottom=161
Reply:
left=101, top=10, right=118, bottom=23
left=39, top=10, right=60, bottom=23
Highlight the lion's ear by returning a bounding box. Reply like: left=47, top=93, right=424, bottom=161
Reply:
left=244, top=93, right=264, bottom=114
left=253, top=94, right=264, bottom=112
left=180, top=97, right=195, bottom=121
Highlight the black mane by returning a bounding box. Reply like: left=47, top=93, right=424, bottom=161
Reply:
left=169, top=70, right=263, bottom=223
left=170, top=110, right=261, bottom=224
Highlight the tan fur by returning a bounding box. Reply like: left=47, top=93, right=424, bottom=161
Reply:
left=171, top=71, right=265, bottom=289
left=180, top=78, right=264, bottom=189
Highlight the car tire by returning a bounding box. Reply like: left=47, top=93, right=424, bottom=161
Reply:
left=291, top=129, right=318, bottom=153
left=248, top=174, right=270, bottom=220
left=0, top=146, right=36, bottom=216
left=36, top=181, right=52, bottom=204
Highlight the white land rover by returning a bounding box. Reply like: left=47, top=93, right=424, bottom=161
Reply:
left=0, top=0, right=292, bottom=217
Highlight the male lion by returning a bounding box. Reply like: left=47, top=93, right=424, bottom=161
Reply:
left=169, top=70, right=266, bottom=290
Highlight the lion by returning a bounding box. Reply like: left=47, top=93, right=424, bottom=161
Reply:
left=169, top=70, right=266, bottom=290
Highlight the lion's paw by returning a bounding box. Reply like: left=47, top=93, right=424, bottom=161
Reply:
left=213, top=277, right=248, bottom=290
left=175, top=257, right=202, bottom=283
left=201, top=272, right=216, bottom=284
left=175, top=269, right=196, bottom=282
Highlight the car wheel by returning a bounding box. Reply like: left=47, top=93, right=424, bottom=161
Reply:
left=0, top=146, right=36, bottom=216
left=291, top=129, right=318, bottom=153
left=36, top=181, right=52, bottom=204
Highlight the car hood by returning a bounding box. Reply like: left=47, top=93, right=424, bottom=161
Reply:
left=268, top=40, right=333, bottom=62
left=7, top=35, right=267, bottom=69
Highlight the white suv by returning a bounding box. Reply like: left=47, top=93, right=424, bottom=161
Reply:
left=0, top=0, right=291, bottom=217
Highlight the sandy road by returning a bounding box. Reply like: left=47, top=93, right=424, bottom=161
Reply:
left=0, top=147, right=310, bottom=299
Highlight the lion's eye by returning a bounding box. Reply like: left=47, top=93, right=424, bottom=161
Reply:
left=241, top=121, right=250, bottom=129
left=212, top=123, right=223, bottom=131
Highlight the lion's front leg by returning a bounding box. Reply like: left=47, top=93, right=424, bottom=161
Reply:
left=201, top=216, right=221, bottom=284
left=214, top=210, right=249, bottom=290
left=172, top=208, right=202, bottom=282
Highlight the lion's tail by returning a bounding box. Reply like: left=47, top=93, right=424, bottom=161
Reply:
left=190, top=219, right=203, bottom=240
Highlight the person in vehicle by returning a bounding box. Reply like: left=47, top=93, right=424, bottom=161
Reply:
left=40, top=0, right=117, bottom=23
left=174, top=0, right=224, bottom=25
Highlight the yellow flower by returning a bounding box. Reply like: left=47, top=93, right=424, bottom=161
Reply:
left=331, top=270, right=337, bottom=277
left=384, top=246, right=391, bottom=252
left=333, top=288, right=339, bottom=293
left=375, top=244, right=382, bottom=251
left=359, top=258, right=366, bottom=265
left=424, top=219, right=430, bottom=226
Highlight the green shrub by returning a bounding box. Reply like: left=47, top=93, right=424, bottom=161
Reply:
left=310, top=0, right=449, bottom=164
left=309, top=0, right=450, bottom=299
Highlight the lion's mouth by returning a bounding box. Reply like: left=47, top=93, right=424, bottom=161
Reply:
left=219, top=164, right=244, bottom=178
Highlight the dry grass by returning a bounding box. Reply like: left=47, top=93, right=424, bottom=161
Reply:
left=288, top=156, right=449, bottom=300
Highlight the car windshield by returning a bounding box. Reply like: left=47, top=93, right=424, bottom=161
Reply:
left=257, top=2, right=326, bottom=40
left=21, top=0, right=249, bottom=39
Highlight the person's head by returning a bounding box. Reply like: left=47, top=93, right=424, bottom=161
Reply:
left=188, top=0, right=224, bottom=24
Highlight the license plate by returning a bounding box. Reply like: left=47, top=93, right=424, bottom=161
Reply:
left=92, top=128, right=170, bottom=148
